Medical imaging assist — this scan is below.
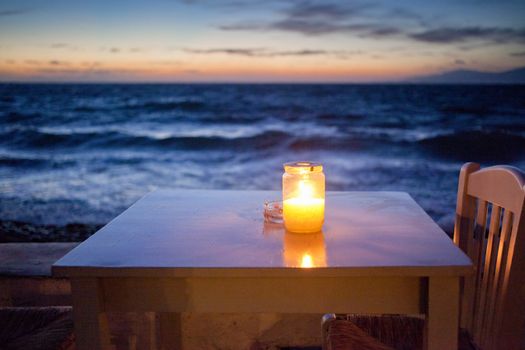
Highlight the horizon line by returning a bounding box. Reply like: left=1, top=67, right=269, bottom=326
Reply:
left=1, top=65, right=523, bottom=85
left=1, top=80, right=524, bottom=85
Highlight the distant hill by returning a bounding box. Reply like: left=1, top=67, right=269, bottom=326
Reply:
left=409, top=66, right=525, bottom=84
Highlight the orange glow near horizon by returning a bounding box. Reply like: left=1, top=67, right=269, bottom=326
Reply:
left=0, top=55, right=444, bottom=82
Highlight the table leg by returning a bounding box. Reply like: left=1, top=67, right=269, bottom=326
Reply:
left=71, top=278, right=111, bottom=350
left=159, top=312, right=183, bottom=350
left=426, top=277, right=459, bottom=350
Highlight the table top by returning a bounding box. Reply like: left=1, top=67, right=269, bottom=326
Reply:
left=53, top=190, right=472, bottom=278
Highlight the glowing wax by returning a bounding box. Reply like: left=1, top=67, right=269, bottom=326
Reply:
left=283, top=179, right=325, bottom=233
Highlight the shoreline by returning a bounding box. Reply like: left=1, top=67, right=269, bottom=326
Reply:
left=0, top=220, right=103, bottom=243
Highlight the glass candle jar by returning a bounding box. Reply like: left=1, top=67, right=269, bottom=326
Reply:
left=282, top=161, right=325, bottom=233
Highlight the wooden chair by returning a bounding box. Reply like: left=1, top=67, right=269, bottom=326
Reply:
left=322, top=163, right=525, bottom=350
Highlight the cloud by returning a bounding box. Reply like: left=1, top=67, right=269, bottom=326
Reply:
left=454, top=59, right=466, bottom=65
left=33, top=67, right=147, bottom=77
left=220, top=19, right=400, bottom=37
left=218, top=1, right=402, bottom=38
left=51, top=44, right=145, bottom=53
left=217, top=1, right=525, bottom=47
left=223, top=20, right=525, bottom=46
left=272, top=49, right=348, bottom=56
left=49, top=43, right=78, bottom=50
left=274, top=48, right=362, bottom=57
left=283, top=1, right=370, bottom=21
left=50, top=43, right=70, bottom=48
left=272, top=19, right=348, bottom=35
left=100, top=46, right=145, bottom=53
left=183, top=47, right=362, bottom=58
left=366, top=26, right=402, bottom=37
left=0, top=8, right=30, bottom=17
left=218, top=23, right=263, bottom=31
left=510, top=51, right=525, bottom=57
left=410, top=26, right=525, bottom=44
left=180, top=0, right=285, bottom=9
left=184, top=48, right=264, bottom=56
left=49, top=60, right=68, bottom=66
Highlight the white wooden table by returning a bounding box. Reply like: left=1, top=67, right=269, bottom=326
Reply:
left=53, top=190, right=473, bottom=350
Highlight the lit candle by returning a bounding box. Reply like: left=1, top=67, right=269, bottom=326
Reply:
left=282, top=162, right=325, bottom=233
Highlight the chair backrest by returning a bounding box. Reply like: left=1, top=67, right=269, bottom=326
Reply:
left=454, top=162, right=525, bottom=350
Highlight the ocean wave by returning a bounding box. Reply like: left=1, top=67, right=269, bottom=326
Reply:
left=440, top=106, right=491, bottom=115
left=318, top=113, right=364, bottom=121
left=38, top=124, right=289, bottom=141
left=120, top=100, right=206, bottom=112
left=287, top=130, right=406, bottom=151
left=3, top=124, right=525, bottom=160
left=0, top=127, right=292, bottom=151
left=0, top=153, right=78, bottom=168
left=145, top=114, right=267, bottom=124
left=418, top=130, right=525, bottom=161
left=72, top=106, right=108, bottom=113
left=0, top=128, right=101, bottom=148
left=0, top=155, right=49, bottom=167
left=195, top=115, right=266, bottom=124
left=441, top=105, right=525, bottom=117
left=66, top=100, right=208, bottom=113
left=102, top=130, right=291, bottom=150
left=1, top=111, right=42, bottom=123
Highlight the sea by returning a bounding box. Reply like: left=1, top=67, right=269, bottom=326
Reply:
left=1, top=83, right=524, bottom=231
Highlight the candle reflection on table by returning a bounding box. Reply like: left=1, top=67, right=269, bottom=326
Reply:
left=283, top=230, right=327, bottom=268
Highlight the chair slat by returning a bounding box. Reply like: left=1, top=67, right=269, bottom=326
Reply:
left=474, top=203, right=501, bottom=343
left=469, top=199, right=488, bottom=335
left=484, top=210, right=513, bottom=349
left=491, top=210, right=525, bottom=349
left=479, top=205, right=503, bottom=348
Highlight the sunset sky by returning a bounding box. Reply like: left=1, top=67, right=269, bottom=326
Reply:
left=1, top=0, right=524, bottom=82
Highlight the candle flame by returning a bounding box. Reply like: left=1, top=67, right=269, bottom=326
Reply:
left=300, top=253, right=314, bottom=268
left=298, top=180, right=314, bottom=199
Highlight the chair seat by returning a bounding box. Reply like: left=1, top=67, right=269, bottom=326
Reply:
left=0, top=307, right=74, bottom=350
left=324, top=315, right=475, bottom=350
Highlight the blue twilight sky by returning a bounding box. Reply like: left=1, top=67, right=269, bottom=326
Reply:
left=0, top=0, right=524, bottom=82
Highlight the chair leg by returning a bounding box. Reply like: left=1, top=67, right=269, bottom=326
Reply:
left=159, top=312, right=183, bottom=350
left=321, top=314, right=337, bottom=350
left=426, top=277, right=459, bottom=350
left=71, top=278, right=111, bottom=350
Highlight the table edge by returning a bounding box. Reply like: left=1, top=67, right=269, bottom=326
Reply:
left=52, top=264, right=473, bottom=278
